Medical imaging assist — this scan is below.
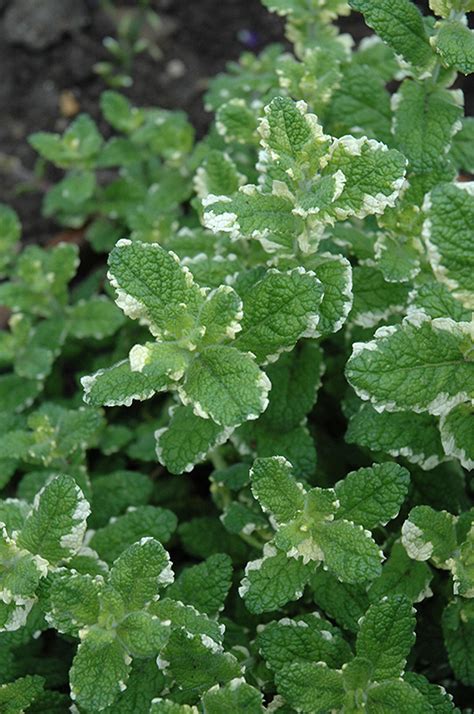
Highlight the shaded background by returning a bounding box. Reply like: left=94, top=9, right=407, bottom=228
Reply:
left=0, top=0, right=472, bottom=242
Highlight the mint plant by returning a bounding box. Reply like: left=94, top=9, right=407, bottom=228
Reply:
left=0, top=0, right=473, bottom=710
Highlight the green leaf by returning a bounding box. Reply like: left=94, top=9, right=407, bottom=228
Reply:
left=150, top=700, right=198, bottom=714
left=67, top=296, right=125, bottom=339
left=107, top=239, right=203, bottom=339
left=409, top=281, right=472, bottom=322
left=335, top=463, right=410, bottom=529
left=356, top=595, right=416, bottom=680
left=215, top=98, right=259, bottom=145
left=0, top=205, right=20, bottom=275
left=310, top=569, right=369, bottom=633
left=432, top=19, right=474, bottom=75
left=180, top=346, right=270, bottom=427
left=17, top=475, right=89, bottom=564
left=263, top=342, right=323, bottom=431
left=402, top=505, right=457, bottom=565
left=393, top=80, right=462, bottom=201
left=90, top=470, right=153, bottom=529
left=89, top=506, right=177, bottom=564
left=366, top=679, right=431, bottom=712
left=202, top=188, right=303, bottom=247
left=110, top=538, right=173, bottom=610
left=440, top=402, right=474, bottom=470
left=424, top=183, right=474, bottom=309
left=195, top=150, right=244, bottom=198
left=318, top=519, right=383, bottom=584
left=257, top=614, right=352, bottom=675
left=81, top=359, right=159, bottom=407
left=346, top=315, right=474, bottom=415
left=70, top=628, right=131, bottom=711
left=250, top=456, right=305, bottom=526
left=350, top=265, right=409, bottom=328
left=234, top=269, right=323, bottom=362
left=240, top=543, right=310, bottom=614
left=46, top=570, right=102, bottom=635
left=349, top=0, right=434, bottom=67
left=201, top=680, right=264, bottom=713
left=442, top=599, right=474, bottom=686
left=29, top=114, right=103, bottom=168
left=404, top=672, right=458, bottom=713
left=368, top=542, right=433, bottom=604
left=102, top=659, right=165, bottom=714
left=450, top=117, right=474, bottom=173
left=156, top=405, right=231, bottom=475
left=319, top=136, right=407, bottom=222
left=166, top=553, right=232, bottom=616
left=149, top=598, right=224, bottom=646
left=346, top=403, right=446, bottom=470
left=275, top=661, right=345, bottom=713
left=101, top=91, right=144, bottom=133
left=197, top=285, right=243, bottom=346
left=162, top=629, right=241, bottom=698
left=307, top=253, right=353, bottom=337
left=117, top=611, right=170, bottom=657
left=0, top=675, right=44, bottom=714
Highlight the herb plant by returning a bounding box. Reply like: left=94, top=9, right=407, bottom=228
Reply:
left=0, top=0, right=473, bottom=711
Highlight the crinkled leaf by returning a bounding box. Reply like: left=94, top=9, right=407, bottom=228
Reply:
left=346, top=315, right=474, bottom=415
left=440, top=402, right=474, bottom=470
left=275, top=661, right=344, bottom=713
left=166, top=553, right=232, bottom=616
left=318, top=519, right=383, bottom=584
left=17, top=475, right=89, bottom=564
left=110, top=538, right=173, bottom=610
left=402, top=505, right=457, bottom=564
left=250, top=456, right=305, bottom=526
left=356, top=595, right=416, bottom=680
left=368, top=542, right=433, bottom=604
left=433, top=19, right=474, bottom=75
left=200, top=680, right=264, bottom=713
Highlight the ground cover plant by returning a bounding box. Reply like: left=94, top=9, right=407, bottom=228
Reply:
left=0, top=0, right=473, bottom=711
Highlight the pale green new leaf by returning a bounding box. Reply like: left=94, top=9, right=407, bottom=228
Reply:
left=335, top=463, right=410, bottom=529
left=250, top=456, right=305, bottom=525
left=240, top=543, right=310, bottom=614
left=180, top=345, right=270, bottom=427
left=17, top=475, right=89, bottom=564
left=110, top=538, right=173, bottom=610
left=432, top=20, right=474, bottom=75
left=440, top=402, right=474, bottom=470
left=70, top=628, right=131, bottom=711
left=424, top=183, right=474, bottom=309
left=234, top=269, right=323, bottom=362
left=346, top=315, right=474, bottom=415
left=346, top=403, right=446, bottom=470
left=356, top=595, right=416, bottom=680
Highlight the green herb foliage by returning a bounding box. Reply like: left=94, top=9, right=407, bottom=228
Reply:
left=0, top=0, right=473, bottom=710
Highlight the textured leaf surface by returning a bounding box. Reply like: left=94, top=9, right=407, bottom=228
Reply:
left=275, top=661, right=344, bottom=713
left=424, top=184, right=474, bottom=308
left=200, top=680, right=264, bottom=714
left=346, top=316, right=474, bottom=415
left=17, top=475, right=89, bottom=564
left=250, top=456, right=305, bottom=526
left=234, top=269, right=323, bottom=362
left=181, top=346, right=270, bottom=427
left=433, top=19, right=474, bottom=75
left=335, top=463, right=410, bottom=529
left=356, top=595, right=416, bottom=680
left=110, top=538, right=173, bottom=610
left=240, top=544, right=309, bottom=614
left=440, top=402, right=474, bottom=470
left=166, top=553, right=232, bottom=615
left=346, top=403, right=446, bottom=470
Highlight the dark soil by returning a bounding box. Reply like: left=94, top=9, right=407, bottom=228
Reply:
left=0, top=0, right=472, bottom=243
